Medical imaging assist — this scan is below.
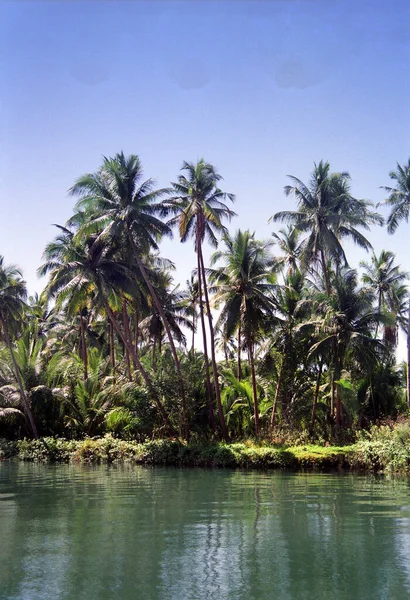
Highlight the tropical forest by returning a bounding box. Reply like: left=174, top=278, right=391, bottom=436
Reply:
left=1, top=153, right=410, bottom=471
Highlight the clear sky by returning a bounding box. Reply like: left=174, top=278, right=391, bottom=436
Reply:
left=1, top=1, right=409, bottom=300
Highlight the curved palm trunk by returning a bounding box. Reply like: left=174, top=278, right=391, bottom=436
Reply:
left=248, top=338, right=260, bottom=437
left=0, top=316, right=38, bottom=439
left=196, top=249, right=215, bottom=429
left=103, top=299, right=176, bottom=437
left=199, top=245, right=229, bottom=442
left=79, top=315, right=88, bottom=380
left=128, top=234, right=189, bottom=439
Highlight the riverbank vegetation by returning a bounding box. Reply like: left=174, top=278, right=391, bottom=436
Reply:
left=1, top=154, right=410, bottom=450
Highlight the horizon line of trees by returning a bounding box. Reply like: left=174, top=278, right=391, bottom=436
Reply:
left=1, top=153, right=410, bottom=443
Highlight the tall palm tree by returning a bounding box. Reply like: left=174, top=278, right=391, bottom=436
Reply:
left=381, top=159, right=410, bottom=405
left=68, top=152, right=186, bottom=437
left=0, top=257, right=38, bottom=437
left=210, top=230, right=275, bottom=436
left=271, top=160, right=383, bottom=295
left=165, top=159, right=236, bottom=440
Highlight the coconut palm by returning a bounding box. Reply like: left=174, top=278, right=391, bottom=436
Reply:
left=271, top=226, right=302, bottom=276
left=210, top=230, right=275, bottom=436
left=382, top=159, right=410, bottom=234
left=271, top=160, right=383, bottom=295
left=0, top=257, right=38, bottom=437
left=309, top=268, right=383, bottom=425
left=360, top=250, right=408, bottom=342
left=381, top=159, right=410, bottom=404
left=165, top=159, right=236, bottom=440
left=68, top=152, right=186, bottom=437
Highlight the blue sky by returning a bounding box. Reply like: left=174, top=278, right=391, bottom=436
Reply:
left=1, top=0, right=409, bottom=301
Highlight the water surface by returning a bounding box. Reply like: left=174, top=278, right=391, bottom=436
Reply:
left=1, top=463, right=410, bottom=599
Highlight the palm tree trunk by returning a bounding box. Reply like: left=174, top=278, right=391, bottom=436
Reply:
left=270, top=358, right=284, bottom=429
left=311, top=361, right=323, bottom=430
left=407, top=299, right=410, bottom=407
left=248, top=338, right=260, bottom=437
left=103, top=299, right=176, bottom=437
left=79, top=315, right=88, bottom=380
left=320, top=249, right=331, bottom=296
left=197, top=246, right=215, bottom=429
left=237, top=325, right=242, bottom=380
left=199, top=245, right=229, bottom=442
left=122, top=300, right=133, bottom=381
left=0, top=316, right=38, bottom=439
left=128, top=234, right=189, bottom=439
left=109, top=321, right=116, bottom=375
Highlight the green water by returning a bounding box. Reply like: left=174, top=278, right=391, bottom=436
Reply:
left=1, top=464, right=410, bottom=599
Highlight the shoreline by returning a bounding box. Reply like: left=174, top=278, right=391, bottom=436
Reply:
left=0, top=435, right=400, bottom=474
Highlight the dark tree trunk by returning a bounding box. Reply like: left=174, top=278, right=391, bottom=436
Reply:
left=197, top=245, right=215, bottom=429
left=311, top=361, right=323, bottom=430
left=270, top=359, right=284, bottom=429
left=1, top=317, right=38, bottom=439
left=199, top=245, right=229, bottom=442
left=109, top=321, right=116, bottom=376
left=79, top=315, right=88, bottom=380
left=237, top=325, right=242, bottom=380
left=122, top=300, right=133, bottom=381
left=248, top=338, right=260, bottom=437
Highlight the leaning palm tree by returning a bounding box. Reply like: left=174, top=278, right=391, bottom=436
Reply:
left=68, top=153, right=186, bottom=437
left=0, top=257, right=38, bottom=437
left=41, top=231, right=175, bottom=435
left=210, top=230, right=275, bottom=436
left=271, top=160, right=383, bottom=295
left=165, top=159, right=236, bottom=440
left=381, top=159, right=410, bottom=405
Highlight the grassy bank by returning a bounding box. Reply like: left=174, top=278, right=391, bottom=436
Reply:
left=2, top=420, right=410, bottom=473
left=0, top=434, right=402, bottom=473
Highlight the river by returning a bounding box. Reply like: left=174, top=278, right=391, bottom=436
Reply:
left=1, top=463, right=410, bottom=599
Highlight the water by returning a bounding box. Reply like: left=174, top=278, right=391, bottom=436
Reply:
left=1, top=464, right=410, bottom=600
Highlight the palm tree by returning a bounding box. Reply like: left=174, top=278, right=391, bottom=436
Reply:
left=309, top=268, right=382, bottom=425
left=210, top=230, right=275, bottom=436
left=0, top=257, right=38, bottom=437
left=360, top=250, right=408, bottom=342
left=40, top=230, right=175, bottom=435
left=165, top=159, right=236, bottom=440
left=382, top=159, right=410, bottom=234
left=271, top=160, right=383, bottom=295
left=69, top=152, right=186, bottom=437
left=381, top=159, right=410, bottom=405
left=271, top=226, right=302, bottom=276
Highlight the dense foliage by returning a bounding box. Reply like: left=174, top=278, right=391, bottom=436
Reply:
left=1, top=154, right=409, bottom=444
